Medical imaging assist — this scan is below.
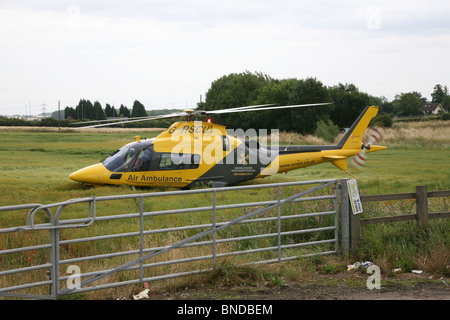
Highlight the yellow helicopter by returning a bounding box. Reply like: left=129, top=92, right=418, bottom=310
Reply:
left=69, top=103, right=386, bottom=188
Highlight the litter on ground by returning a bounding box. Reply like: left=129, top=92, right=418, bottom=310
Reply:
left=347, top=261, right=372, bottom=271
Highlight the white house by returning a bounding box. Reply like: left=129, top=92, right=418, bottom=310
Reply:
left=420, top=103, right=446, bottom=115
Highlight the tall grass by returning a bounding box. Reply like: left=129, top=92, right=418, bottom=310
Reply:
left=358, top=219, right=449, bottom=276
left=380, top=120, right=450, bottom=150
left=273, top=119, right=450, bottom=149
left=354, top=193, right=449, bottom=276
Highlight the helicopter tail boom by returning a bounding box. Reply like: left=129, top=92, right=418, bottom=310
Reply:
left=257, top=106, right=386, bottom=178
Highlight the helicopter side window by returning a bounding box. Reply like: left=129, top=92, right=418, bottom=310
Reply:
left=159, top=153, right=201, bottom=170
left=132, top=148, right=152, bottom=171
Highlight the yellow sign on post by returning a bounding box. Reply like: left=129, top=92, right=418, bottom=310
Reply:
left=347, top=179, right=363, bottom=215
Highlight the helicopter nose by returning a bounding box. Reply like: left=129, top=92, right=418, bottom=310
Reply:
left=69, top=163, right=108, bottom=185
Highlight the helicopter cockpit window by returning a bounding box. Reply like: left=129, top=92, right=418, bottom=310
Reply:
left=159, top=153, right=201, bottom=170
left=132, top=148, right=152, bottom=171
left=103, top=146, right=138, bottom=172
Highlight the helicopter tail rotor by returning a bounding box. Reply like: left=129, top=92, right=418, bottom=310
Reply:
left=350, top=125, right=384, bottom=171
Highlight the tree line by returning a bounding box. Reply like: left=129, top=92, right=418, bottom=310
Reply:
left=1, top=71, right=448, bottom=131
left=42, top=72, right=450, bottom=133
left=63, top=99, right=148, bottom=121
left=199, top=71, right=449, bottom=134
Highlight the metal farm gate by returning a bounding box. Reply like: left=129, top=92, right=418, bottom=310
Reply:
left=0, top=179, right=340, bottom=300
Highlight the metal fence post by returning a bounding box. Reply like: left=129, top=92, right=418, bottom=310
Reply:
left=212, top=190, right=217, bottom=269
left=333, top=180, right=339, bottom=254
left=49, top=228, right=58, bottom=299
left=51, top=212, right=61, bottom=299
left=139, top=196, right=144, bottom=283
left=277, top=185, right=282, bottom=262
left=340, top=179, right=350, bottom=255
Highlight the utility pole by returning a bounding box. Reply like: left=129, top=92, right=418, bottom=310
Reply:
left=58, top=100, right=61, bottom=131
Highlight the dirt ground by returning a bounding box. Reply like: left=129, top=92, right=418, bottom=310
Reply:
left=100, top=273, right=448, bottom=319
left=143, top=272, right=449, bottom=301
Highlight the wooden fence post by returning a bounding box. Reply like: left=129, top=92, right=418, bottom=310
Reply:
left=340, top=179, right=360, bottom=254
left=349, top=204, right=360, bottom=252
left=416, top=185, right=428, bottom=228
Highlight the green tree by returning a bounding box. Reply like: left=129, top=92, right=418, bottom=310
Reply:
left=286, top=77, right=331, bottom=133
left=93, top=101, right=106, bottom=120
left=64, top=106, right=76, bottom=119
left=254, top=77, right=331, bottom=133
left=111, top=106, right=117, bottom=117
left=251, top=78, right=293, bottom=130
left=315, top=119, right=339, bottom=142
left=83, top=100, right=95, bottom=120
left=119, top=104, right=130, bottom=117
left=131, top=100, right=148, bottom=118
left=203, top=72, right=330, bottom=133
left=75, top=99, right=94, bottom=120
left=373, top=113, right=393, bottom=127
left=431, top=84, right=448, bottom=103
left=203, top=71, right=273, bottom=129
left=393, top=92, right=425, bottom=116
left=380, top=101, right=395, bottom=114
left=328, top=83, right=371, bottom=128
left=104, top=103, right=113, bottom=117
left=442, top=95, right=450, bottom=113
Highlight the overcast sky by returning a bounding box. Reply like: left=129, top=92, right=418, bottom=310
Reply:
left=1, top=0, right=449, bottom=116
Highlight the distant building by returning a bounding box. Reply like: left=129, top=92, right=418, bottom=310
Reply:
left=421, top=103, right=446, bottom=115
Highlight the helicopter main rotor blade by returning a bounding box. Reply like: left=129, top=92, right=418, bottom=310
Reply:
left=72, top=104, right=277, bottom=128
left=72, top=117, right=148, bottom=125
left=73, top=112, right=190, bottom=129
left=203, top=104, right=277, bottom=114
left=71, top=102, right=332, bottom=129
left=205, top=102, right=332, bottom=114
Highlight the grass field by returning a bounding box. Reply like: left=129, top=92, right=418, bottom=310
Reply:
left=0, top=121, right=449, bottom=299
left=0, top=121, right=449, bottom=206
